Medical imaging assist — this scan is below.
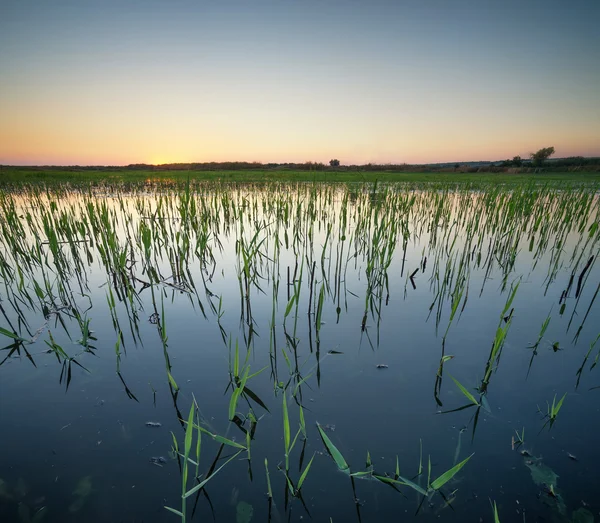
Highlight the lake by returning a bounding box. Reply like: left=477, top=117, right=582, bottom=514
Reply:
left=0, top=181, right=599, bottom=523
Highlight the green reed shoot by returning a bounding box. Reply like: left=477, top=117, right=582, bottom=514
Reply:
left=539, top=393, right=567, bottom=432
left=529, top=309, right=552, bottom=351
left=439, top=375, right=480, bottom=414
left=373, top=451, right=474, bottom=502
left=513, top=427, right=525, bottom=449
left=165, top=402, right=245, bottom=522
left=491, top=500, right=501, bottom=522
left=265, top=458, right=273, bottom=498
left=296, top=453, right=316, bottom=492
left=316, top=423, right=349, bottom=474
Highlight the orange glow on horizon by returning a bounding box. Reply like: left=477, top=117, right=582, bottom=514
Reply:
left=1, top=1, right=599, bottom=167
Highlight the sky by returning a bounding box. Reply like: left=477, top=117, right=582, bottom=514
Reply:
left=0, top=0, right=599, bottom=166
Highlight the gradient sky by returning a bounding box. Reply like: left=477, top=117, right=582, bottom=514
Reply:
left=1, top=0, right=599, bottom=165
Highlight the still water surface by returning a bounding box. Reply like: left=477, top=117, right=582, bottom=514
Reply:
left=0, top=184, right=599, bottom=523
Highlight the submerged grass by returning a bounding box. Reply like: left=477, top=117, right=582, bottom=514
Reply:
left=1, top=178, right=599, bottom=521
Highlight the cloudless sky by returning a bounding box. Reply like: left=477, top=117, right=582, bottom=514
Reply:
left=1, top=0, right=599, bottom=165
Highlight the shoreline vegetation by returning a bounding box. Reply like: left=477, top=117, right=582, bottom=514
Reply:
left=1, top=166, right=600, bottom=185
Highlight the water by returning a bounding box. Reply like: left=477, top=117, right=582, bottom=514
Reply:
left=0, top=183, right=599, bottom=523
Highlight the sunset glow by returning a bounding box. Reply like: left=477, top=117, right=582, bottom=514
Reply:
left=1, top=0, right=599, bottom=166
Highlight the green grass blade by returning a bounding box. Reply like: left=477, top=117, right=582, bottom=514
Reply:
left=299, top=404, right=306, bottom=437
left=246, top=365, right=268, bottom=381
left=184, top=450, right=243, bottom=498
left=284, top=295, right=296, bottom=318
left=164, top=506, right=184, bottom=517
left=553, top=392, right=567, bottom=416
left=351, top=471, right=374, bottom=479
left=284, top=471, right=296, bottom=496
left=0, top=327, right=30, bottom=343
left=374, top=475, right=427, bottom=496
left=427, top=455, right=432, bottom=486
left=430, top=453, right=474, bottom=491
left=183, top=404, right=195, bottom=461
left=449, top=375, right=479, bottom=405
left=194, top=425, right=247, bottom=449
left=265, top=458, right=273, bottom=498
left=233, top=339, right=239, bottom=378
left=317, top=423, right=349, bottom=474
left=492, top=500, right=500, bottom=523
left=167, top=370, right=179, bottom=392
left=228, top=366, right=249, bottom=420
left=282, top=392, right=291, bottom=468
left=297, top=452, right=316, bottom=490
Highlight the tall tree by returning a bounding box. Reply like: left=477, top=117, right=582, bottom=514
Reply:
left=530, top=147, right=555, bottom=167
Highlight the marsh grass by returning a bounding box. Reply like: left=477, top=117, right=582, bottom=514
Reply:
left=1, top=179, right=600, bottom=521
left=538, top=393, right=567, bottom=432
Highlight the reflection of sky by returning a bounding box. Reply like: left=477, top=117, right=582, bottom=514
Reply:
left=1, top=0, right=599, bottom=165
left=1, top=187, right=600, bottom=521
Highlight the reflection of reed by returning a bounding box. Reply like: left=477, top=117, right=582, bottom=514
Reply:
left=2, top=182, right=600, bottom=522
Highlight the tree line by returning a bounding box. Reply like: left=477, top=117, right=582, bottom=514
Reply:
left=3, top=147, right=599, bottom=172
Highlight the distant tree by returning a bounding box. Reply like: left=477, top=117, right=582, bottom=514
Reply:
left=329, top=159, right=340, bottom=167
left=512, top=155, right=522, bottom=167
left=530, top=147, right=555, bottom=167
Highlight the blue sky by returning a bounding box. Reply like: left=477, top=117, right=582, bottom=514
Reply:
left=1, top=0, right=598, bottom=165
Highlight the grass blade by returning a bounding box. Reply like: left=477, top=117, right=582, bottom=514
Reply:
left=265, top=458, right=273, bottom=498
left=184, top=449, right=243, bottom=498
left=449, top=375, right=479, bottom=406
left=164, top=506, right=184, bottom=517
left=374, top=475, right=427, bottom=496
left=317, top=423, right=349, bottom=474
left=430, top=453, right=474, bottom=491
left=297, top=452, right=315, bottom=490
left=194, top=425, right=247, bottom=450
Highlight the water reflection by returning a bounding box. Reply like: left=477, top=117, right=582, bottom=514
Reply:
left=0, top=182, right=599, bottom=522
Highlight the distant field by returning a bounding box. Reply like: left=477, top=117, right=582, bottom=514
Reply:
left=1, top=167, right=600, bottom=186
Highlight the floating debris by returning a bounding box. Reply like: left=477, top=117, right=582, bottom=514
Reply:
left=145, top=421, right=162, bottom=428
left=236, top=500, right=253, bottom=523
left=149, top=456, right=167, bottom=467
left=72, top=476, right=93, bottom=498
left=148, top=313, right=160, bottom=324
left=69, top=476, right=93, bottom=513
left=525, top=458, right=559, bottom=488
left=567, top=452, right=578, bottom=461
left=316, top=422, right=335, bottom=432
left=376, top=364, right=389, bottom=369
left=524, top=456, right=566, bottom=516
left=572, top=507, right=594, bottom=523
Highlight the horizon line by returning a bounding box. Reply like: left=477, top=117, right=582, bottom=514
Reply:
left=3, top=155, right=600, bottom=169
